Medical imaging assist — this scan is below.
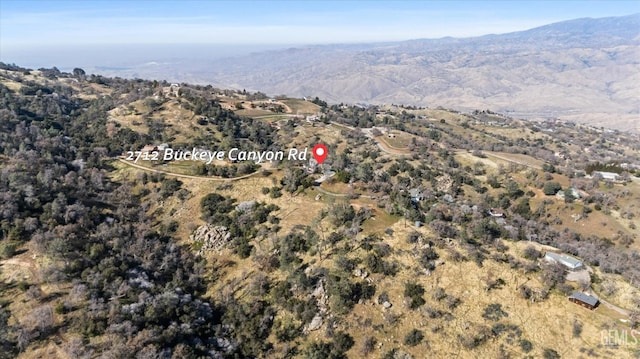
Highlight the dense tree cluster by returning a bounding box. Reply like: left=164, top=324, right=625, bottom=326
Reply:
left=183, top=90, right=278, bottom=151
left=0, top=69, right=276, bottom=356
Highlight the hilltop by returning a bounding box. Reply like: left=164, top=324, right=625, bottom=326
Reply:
left=0, top=65, right=639, bottom=358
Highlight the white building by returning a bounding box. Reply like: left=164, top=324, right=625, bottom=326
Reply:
left=593, top=171, right=621, bottom=181
left=544, top=252, right=584, bottom=271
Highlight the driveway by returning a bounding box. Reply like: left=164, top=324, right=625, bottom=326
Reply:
left=565, top=264, right=631, bottom=317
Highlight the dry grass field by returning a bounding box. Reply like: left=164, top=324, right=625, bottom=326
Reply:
left=483, top=151, right=544, bottom=170
left=379, top=130, right=417, bottom=149
left=281, top=98, right=321, bottom=114
left=234, top=108, right=275, bottom=117
left=374, top=136, right=412, bottom=156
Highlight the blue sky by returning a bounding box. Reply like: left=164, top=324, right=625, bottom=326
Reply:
left=2, top=0, right=639, bottom=48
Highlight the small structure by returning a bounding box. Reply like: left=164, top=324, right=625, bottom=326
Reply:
left=568, top=292, right=599, bottom=310
left=314, top=170, right=336, bottom=185
left=593, top=171, right=621, bottom=181
left=442, top=194, right=454, bottom=203
left=304, top=158, right=318, bottom=174
left=140, top=145, right=159, bottom=154
left=488, top=208, right=506, bottom=218
left=140, top=144, right=169, bottom=159
left=163, top=84, right=180, bottom=97
left=544, top=252, right=584, bottom=271
left=408, top=188, right=424, bottom=203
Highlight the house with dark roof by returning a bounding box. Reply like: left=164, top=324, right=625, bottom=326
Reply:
left=568, top=292, right=599, bottom=310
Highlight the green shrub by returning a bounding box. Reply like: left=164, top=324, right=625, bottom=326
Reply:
left=404, top=282, right=426, bottom=309
left=270, top=187, right=283, bottom=198
left=332, top=331, right=354, bottom=354
left=0, top=241, right=17, bottom=259
left=482, top=303, right=508, bottom=321
left=54, top=301, right=67, bottom=314
left=404, top=329, right=424, bottom=346
left=543, top=181, right=562, bottom=195
left=543, top=348, right=560, bottom=359
left=519, top=339, right=533, bottom=352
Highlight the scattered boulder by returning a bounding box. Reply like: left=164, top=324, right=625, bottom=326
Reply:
left=393, top=349, right=414, bottom=359
left=352, top=268, right=369, bottom=279
left=235, top=200, right=256, bottom=212
left=190, top=224, right=231, bottom=255
left=311, top=279, right=328, bottom=312
left=306, top=314, right=323, bottom=332
left=382, top=301, right=392, bottom=309
left=436, top=174, right=453, bottom=193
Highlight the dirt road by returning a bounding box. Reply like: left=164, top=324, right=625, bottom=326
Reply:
left=565, top=265, right=631, bottom=317
left=314, top=186, right=377, bottom=199
left=586, top=289, right=631, bottom=317
left=117, top=158, right=262, bottom=181
left=483, top=152, right=542, bottom=170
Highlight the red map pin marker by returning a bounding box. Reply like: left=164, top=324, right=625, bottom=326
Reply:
left=312, top=144, right=328, bottom=164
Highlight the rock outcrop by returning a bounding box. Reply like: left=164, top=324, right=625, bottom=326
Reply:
left=190, top=224, right=231, bottom=255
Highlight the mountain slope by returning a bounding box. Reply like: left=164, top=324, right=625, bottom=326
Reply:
left=95, top=14, right=639, bottom=131
left=202, top=14, right=640, bottom=130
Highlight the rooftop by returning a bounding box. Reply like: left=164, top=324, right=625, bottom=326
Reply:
left=593, top=171, right=621, bottom=179
left=489, top=208, right=505, bottom=216
left=569, top=292, right=599, bottom=307
left=545, top=252, right=583, bottom=267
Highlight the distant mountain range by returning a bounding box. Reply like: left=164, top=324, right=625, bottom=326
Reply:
left=95, top=14, right=640, bottom=132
